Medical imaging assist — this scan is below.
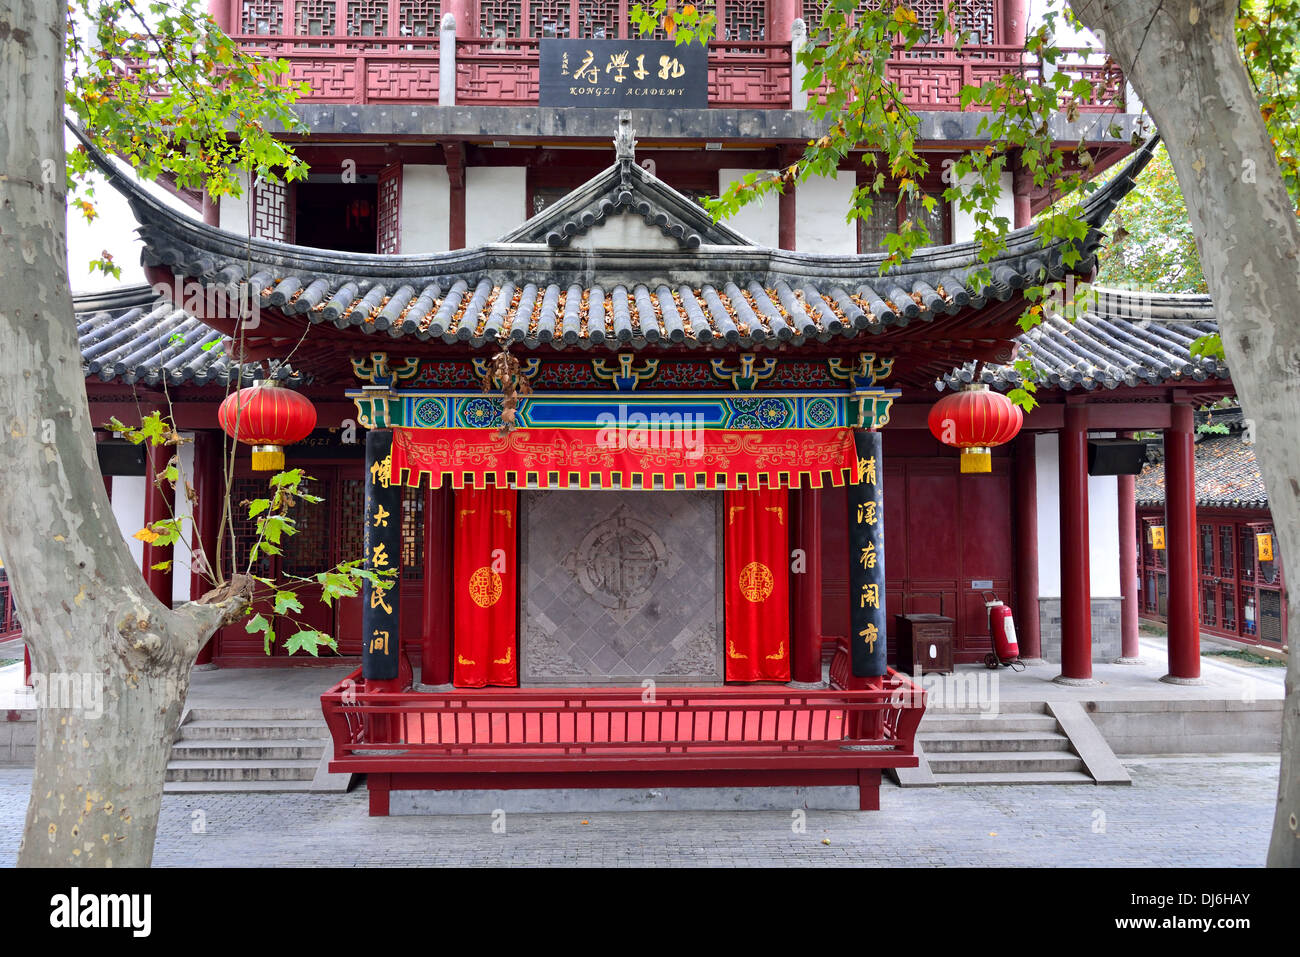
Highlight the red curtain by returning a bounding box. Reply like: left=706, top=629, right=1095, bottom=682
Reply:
left=452, top=486, right=518, bottom=687
left=724, top=487, right=791, bottom=681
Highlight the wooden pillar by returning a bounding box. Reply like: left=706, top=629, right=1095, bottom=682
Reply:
left=771, top=0, right=798, bottom=43
left=142, top=440, right=175, bottom=607
left=446, top=142, right=466, bottom=250
left=420, top=485, right=453, bottom=685
left=1116, top=431, right=1142, bottom=663
left=1163, top=405, right=1201, bottom=682
left=191, top=432, right=223, bottom=667
left=790, top=486, right=823, bottom=683
left=1056, top=404, right=1094, bottom=683
left=1013, top=432, right=1042, bottom=660
left=363, top=430, right=402, bottom=692
left=778, top=145, right=798, bottom=250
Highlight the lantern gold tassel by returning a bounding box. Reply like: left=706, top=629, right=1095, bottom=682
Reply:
left=251, top=445, right=286, bottom=471
left=960, top=447, right=992, bottom=474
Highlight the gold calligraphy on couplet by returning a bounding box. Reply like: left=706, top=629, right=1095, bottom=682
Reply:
left=858, top=455, right=877, bottom=485
left=369, top=586, right=392, bottom=615
left=370, top=454, right=392, bottom=488
left=859, top=623, right=879, bottom=652
left=372, top=504, right=390, bottom=528
left=371, top=543, right=390, bottom=568
left=859, top=543, right=878, bottom=570
left=369, top=630, right=389, bottom=655
left=859, top=583, right=879, bottom=609
left=855, top=501, right=877, bottom=525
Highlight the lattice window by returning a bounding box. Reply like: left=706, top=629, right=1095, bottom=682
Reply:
left=1240, top=526, right=1255, bottom=581
left=953, top=0, right=996, bottom=45
left=252, top=179, right=290, bottom=242
left=578, top=0, right=621, bottom=38
left=339, top=479, right=366, bottom=565
left=242, top=0, right=284, bottom=35
left=400, top=0, right=442, bottom=36
left=1221, top=584, right=1235, bottom=631
left=295, top=0, right=337, bottom=35
left=281, top=478, right=335, bottom=577
left=1198, top=524, right=1214, bottom=573
left=1219, top=528, right=1234, bottom=576
left=402, top=487, right=425, bottom=580
left=722, top=0, right=766, bottom=41
left=348, top=0, right=389, bottom=36
left=902, top=192, right=944, bottom=244
left=529, top=0, right=570, bottom=37
left=480, top=0, right=521, bottom=38
left=230, top=478, right=275, bottom=578
left=859, top=192, right=901, bottom=252
left=1259, top=588, right=1283, bottom=642
left=377, top=165, right=402, bottom=254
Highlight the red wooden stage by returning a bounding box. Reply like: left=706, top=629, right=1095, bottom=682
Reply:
left=322, top=662, right=926, bottom=814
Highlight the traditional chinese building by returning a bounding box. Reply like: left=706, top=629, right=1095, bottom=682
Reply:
left=1135, top=407, right=1286, bottom=649
left=57, top=1, right=1242, bottom=809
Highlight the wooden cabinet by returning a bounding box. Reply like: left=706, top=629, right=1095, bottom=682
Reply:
left=895, top=613, right=954, bottom=675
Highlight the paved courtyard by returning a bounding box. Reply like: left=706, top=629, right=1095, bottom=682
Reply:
left=0, top=756, right=1278, bottom=866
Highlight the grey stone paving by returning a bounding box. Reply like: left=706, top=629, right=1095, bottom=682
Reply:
left=0, top=757, right=1278, bottom=867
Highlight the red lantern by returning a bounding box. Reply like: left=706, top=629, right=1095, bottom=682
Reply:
left=928, top=384, right=1023, bottom=474
left=217, top=381, right=317, bottom=471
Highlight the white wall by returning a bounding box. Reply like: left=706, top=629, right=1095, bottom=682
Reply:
left=399, top=164, right=450, bottom=253
left=717, top=169, right=779, bottom=247
left=111, top=476, right=146, bottom=573
left=171, top=439, right=195, bottom=605
left=1035, top=433, right=1061, bottom=597
left=951, top=170, right=1015, bottom=244
left=466, top=167, right=527, bottom=246
left=217, top=169, right=251, bottom=236
left=795, top=172, right=856, bottom=253
left=1035, top=431, right=1123, bottom=599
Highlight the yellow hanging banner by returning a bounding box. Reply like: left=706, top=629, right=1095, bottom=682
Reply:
left=1257, top=534, right=1273, bottom=562
left=1151, top=526, right=1166, bottom=550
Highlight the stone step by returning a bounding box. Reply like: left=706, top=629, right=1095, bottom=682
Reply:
left=165, top=758, right=320, bottom=783
left=926, top=750, right=1086, bottom=774
left=163, top=779, right=321, bottom=794
left=925, top=701, right=1047, bottom=715
left=931, top=770, right=1096, bottom=786
left=186, top=707, right=323, bottom=722
left=170, top=739, right=326, bottom=762
left=176, top=719, right=329, bottom=741
left=919, top=714, right=1061, bottom=734
left=917, top=731, right=1072, bottom=753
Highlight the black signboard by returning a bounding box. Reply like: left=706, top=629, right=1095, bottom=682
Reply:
left=848, top=429, right=888, bottom=678
left=362, top=429, right=400, bottom=682
left=539, top=38, right=709, bottom=109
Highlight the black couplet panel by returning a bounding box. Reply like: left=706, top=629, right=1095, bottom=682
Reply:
left=362, top=429, right=401, bottom=681
left=848, top=429, right=888, bottom=677
left=539, top=38, right=709, bottom=108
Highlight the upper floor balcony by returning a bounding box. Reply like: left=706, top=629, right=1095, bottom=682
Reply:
left=216, top=0, right=1125, bottom=112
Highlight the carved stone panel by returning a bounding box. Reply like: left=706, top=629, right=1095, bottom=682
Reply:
left=521, top=491, right=722, bottom=685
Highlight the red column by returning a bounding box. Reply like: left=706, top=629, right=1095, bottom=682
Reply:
left=1116, top=431, right=1142, bottom=662
left=779, top=188, right=796, bottom=251
left=191, top=432, right=224, bottom=667
left=446, top=144, right=467, bottom=250
left=446, top=0, right=472, bottom=40
left=143, top=441, right=176, bottom=607
left=420, top=485, right=453, bottom=685
left=1057, top=404, right=1094, bottom=683
left=772, top=0, right=798, bottom=40
left=1013, top=432, right=1042, bottom=660
left=1163, top=405, right=1201, bottom=682
left=790, top=486, right=823, bottom=683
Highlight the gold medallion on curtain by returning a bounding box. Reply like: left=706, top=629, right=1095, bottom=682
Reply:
left=724, top=487, right=791, bottom=681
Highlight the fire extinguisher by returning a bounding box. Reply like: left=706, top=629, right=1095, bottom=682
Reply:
left=982, top=590, right=1024, bottom=670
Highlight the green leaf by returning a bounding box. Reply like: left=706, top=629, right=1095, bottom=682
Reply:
left=274, top=590, right=304, bottom=615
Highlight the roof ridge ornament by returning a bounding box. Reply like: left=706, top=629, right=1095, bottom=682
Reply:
left=614, top=109, right=637, bottom=183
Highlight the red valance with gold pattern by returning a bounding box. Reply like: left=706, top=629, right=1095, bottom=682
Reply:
left=390, top=427, right=861, bottom=490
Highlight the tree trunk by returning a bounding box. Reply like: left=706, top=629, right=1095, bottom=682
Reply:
left=1071, top=0, right=1300, bottom=865
left=0, top=0, right=242, bottom=867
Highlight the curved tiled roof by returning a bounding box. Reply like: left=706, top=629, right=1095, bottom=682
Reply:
left=1136, top=428, right=1268, bottom=509
left=76, top=285, right=282, bottom=386
left=79, top=123, right=1158, bottom=354
left=939, top=287, right=1227, bottom=392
